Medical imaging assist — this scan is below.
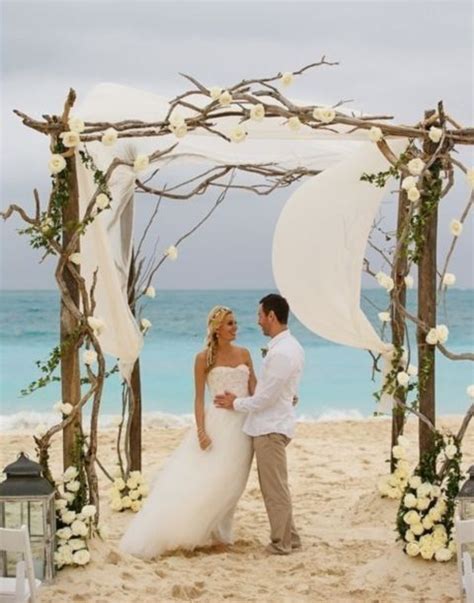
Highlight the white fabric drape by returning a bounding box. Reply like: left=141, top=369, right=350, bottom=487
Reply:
left=76, top=83, right=402, bottom=407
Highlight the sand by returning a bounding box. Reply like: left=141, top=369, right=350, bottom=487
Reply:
left=1, top=415, right=472, bottom=603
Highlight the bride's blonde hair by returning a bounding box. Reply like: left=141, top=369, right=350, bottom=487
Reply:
left=205, top=305, right=233, bottom=370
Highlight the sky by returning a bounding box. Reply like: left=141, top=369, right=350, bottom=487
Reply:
left=1, top=0, right=473, bottom=290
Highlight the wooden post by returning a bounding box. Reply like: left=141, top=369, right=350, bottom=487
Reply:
left=127, top=254, right=142, bottom=471
left=390, top=187, right=410, bottom=471
left=61, top=153, right=82, bottom=470
left=417, top=109, right=438, bottom=464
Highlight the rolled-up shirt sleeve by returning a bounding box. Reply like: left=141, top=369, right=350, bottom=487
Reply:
left=234, top=352, right=292, bottom=413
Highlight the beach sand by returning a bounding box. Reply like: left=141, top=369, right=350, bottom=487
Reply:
left=1, top=415, right=472, bottom=603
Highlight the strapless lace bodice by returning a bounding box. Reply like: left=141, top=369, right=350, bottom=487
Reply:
left=207, top=364, right=250, bottom=398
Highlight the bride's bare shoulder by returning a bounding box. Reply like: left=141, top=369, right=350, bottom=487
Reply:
left=234, top=346, right=252, bottom=363
left=195, top=350, right=207, bottom=366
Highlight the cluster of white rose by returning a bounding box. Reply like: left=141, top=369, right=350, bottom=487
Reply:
left=109, top=470, right=149, bottom=512
left=378, top=435, right=412, bottom=499
left=379, top=434, right=461, bottom=562
left=54, top=466, right=96, bottom=569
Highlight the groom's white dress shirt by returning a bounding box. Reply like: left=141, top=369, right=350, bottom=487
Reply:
left=233, top=329, right=305, bottom=439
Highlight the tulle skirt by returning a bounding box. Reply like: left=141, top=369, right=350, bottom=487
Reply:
left=119, top=404, right=253, bottom=559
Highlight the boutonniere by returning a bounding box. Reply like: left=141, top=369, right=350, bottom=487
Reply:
left=260, top=346, right=268, bottom=358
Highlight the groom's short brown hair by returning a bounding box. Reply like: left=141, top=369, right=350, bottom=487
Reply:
left=259, top=294, right=289, bottom=325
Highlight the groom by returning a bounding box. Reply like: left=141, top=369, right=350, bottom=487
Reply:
left=214, top=293, right=305, bottom=555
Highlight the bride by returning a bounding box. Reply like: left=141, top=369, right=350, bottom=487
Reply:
left=120, top=305, right=256, bottom=558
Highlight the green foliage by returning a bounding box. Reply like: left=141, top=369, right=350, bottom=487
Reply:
left=361, top=166, right=399, bottom=188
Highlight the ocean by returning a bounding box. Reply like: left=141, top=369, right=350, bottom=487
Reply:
left=0, top=289, right=473, bottom=430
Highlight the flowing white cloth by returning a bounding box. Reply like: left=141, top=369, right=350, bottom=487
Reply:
left=119, top=365, right=253, bottom=558
left=272, top=139, right=408, bottom=412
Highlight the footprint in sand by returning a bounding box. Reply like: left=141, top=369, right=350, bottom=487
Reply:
left=171, top=584, right=205, bottom=599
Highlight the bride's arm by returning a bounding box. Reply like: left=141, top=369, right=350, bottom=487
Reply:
left=194, top=352, right=211, bottom=450
left=243, top=348, right=257, bottom=395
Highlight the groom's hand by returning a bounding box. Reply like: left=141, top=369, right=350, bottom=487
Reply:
left=214, top=391, right=236, bottom=410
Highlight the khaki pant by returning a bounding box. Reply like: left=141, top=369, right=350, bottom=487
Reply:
left=253, top=433, right=300, bottom=554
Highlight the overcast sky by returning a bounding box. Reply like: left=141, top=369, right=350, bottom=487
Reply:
left=1, top=0, right=473, bottom=289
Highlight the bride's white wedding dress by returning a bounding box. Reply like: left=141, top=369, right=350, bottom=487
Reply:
left=120, top=364, right=253, bottom=559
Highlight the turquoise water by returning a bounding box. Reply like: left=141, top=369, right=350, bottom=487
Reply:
left=0, top=289, right=473, bottom=425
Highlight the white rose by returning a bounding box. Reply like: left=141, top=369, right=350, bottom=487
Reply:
left=209, top=86, right=222, bottom=100
left=404, top=530, right=415, bottom=542
left=431, top=486, right=441, bottom=498
left=407, top=187, right=420, bottom=202
left=81, top=505, right=97, bottom=518
left=422, top=517, right=434, bottom=531
left=218, top=90, right=233, bottom=107
left=60, top=131, right=81, bottom=148
left=110, top=498, right=123, bottom=512
left=60, top=403, right=73, bottom=416
left=68, top=116, right=85, bottom=133
left=425, top=328, right=438, bottom=345
left=63, top=466, right=78, bottom=481
left=428, top=127, right=442, bottom=143
left=403, top=510, right=420, bottom=525
left=138, top=484, right=149, bottom=497
left=68, top=538, right=86, bottom=551
left=63, top=492, right=75, bottom=503
left=417, top=483, right=432, bottom=498
left=406, top=542, right=420, bottom=557
left=444, top=444, right=457, bottom=460
left=87, top=316, right=105, bottom=335
left=434, top=548, right=452, bottom=562
left=313, top=106, right=336, bottom=124
left=69, top=253, right=81, bottom=266
left=392, top=445, right=407, bottom=460
left=101, top=127, right=118, bottom=146
left=411, top=522, right=424, bottom=536
left=95, top=193, right=110, bottom=210
left=72, top=549, right=90, bottom=565
left=144, top=286, right=156, bottom=298
left=48, top=154, right=67, bottom=174
left=129, top=489, right=140, bottom=500
left=230, top=125, right=247, bottom=143
left=133, top=154, right=149, bottom=173
left=56, top=527, right=72, bottom=540
left=466, top=168, right=474, bottom=188
left=71, top=520, right=88, bottom=537
left=126, top=478, right=139, bottom=490
left=442, top=273, right=456, bottom=287
left=420, top=544, right=434, bottom=560
left=397, top=460, right=410, bottom=473
left=428, top=509, right=441, bottom=522
left=280, top=72, right=293, bottom=86
left=467, top=384, right=474, bottom=398
left=368, top=126, right=383, bottom=142
left=131, top=500, right=142, bottom=513
left=288, top=116, right=302, bottom=131
left=378, top=311, right=390, bottom=322
left=387, top=487, right=402, bottom=500
left=173, top=124, right=188, bottom=138
left=98, top=525, right=110, bottom=539
left=140, top=318, right=152, bottom=332
left=409, top=476, right=422, bottom=489
left=83, top=349, right=97, bottom=366
left=416, top=497, right=431, bottom=511
left=58, top=545, right=74, bottom=565
left=250, top=104, right=265, bottom=122
left=129, top=471, right=142, bottom=481
left=435, top=324, right=449, bottom=344
left=169, top=113, right=185, bottom=129
left=40, top=217, right=54, bottom=234
left=450, top=219, right=463, bottom=236
left=404, top=275, right=414, bottom=289
left=121, top=496, right=132, bottom=509
left=407, top=365, right=418, bottom=377
left=403, top=493, right=417, bottom=508
left=396, top=371, right=410, bottom=387
left=55, top=499, right=68, bottom=511
left=114, top=478, right=126, bottom=491
left=34, top=423, right=47, bottom=438
left=383, top=276, right=394, bottom=292
left=407, top=158, right=425, bottom=176
left=66, top=480, right=80, bottom=493
left=61, top=511, right=76, bottom=525
left=165, top=245, right=178, bottom=260
left=401, top=176, right=418, bottom=190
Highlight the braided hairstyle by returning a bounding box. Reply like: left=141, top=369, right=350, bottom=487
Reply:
left=205, top=305, right=233, bottom=371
